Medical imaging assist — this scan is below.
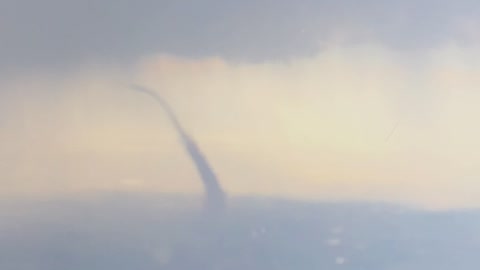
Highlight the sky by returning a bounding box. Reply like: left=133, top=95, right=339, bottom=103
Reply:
left=2, top=0, right=480, bottom=209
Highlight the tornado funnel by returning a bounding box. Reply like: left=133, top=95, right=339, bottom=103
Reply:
left=130, top=84, right=226, bottom=215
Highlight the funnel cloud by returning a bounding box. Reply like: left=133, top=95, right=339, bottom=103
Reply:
left=130, top=84, right=226, bottom=214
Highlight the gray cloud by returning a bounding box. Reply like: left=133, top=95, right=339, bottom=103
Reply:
left=1, top=0, right=480, bottom=74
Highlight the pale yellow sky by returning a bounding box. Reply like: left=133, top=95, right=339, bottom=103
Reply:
left=2, top=42, right=480, bottom=209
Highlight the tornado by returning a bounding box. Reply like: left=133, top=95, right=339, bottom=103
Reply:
left=130, top=85, right=226, bottom=215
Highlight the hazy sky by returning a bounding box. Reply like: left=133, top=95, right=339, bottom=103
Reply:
left=2, top=0, right=480, bottom=209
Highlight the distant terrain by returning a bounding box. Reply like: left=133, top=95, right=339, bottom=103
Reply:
left=1, top=193, right=479, bottom=270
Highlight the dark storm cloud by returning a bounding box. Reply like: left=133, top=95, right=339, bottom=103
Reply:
left=1, top=0, right=479, bottom=73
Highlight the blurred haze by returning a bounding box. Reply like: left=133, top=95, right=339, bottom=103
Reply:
left=2, top=1, right=480, bottom=269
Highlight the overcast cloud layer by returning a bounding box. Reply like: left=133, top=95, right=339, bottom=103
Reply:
left=2, top=0, right=480, bottom=74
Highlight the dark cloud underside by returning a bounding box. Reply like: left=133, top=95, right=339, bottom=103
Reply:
left=1, top=0, right=480, bottom=73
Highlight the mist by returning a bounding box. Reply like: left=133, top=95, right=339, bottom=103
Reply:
left=1, top=42, right=480, bottom=209
left=3, top=1, right=480, bottom=269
